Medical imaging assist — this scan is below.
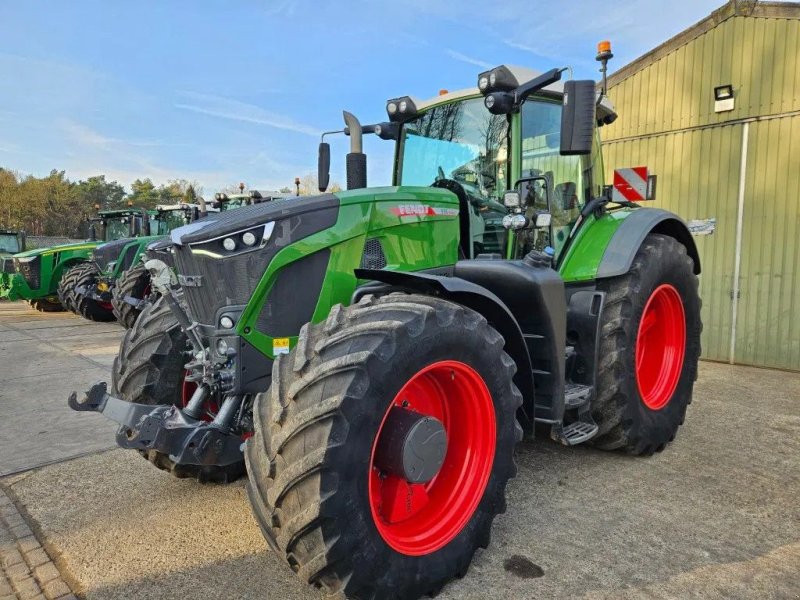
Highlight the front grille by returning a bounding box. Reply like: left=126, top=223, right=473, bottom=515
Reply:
left=145, top=239, right=175, bottom=269
left=256, top=249, right=330, bottom=338
left=173, top=244, right=273, bottom=325
left=15, top=257, right=41, bottom=289
left=93, top=239, right=129, bottom=271
left=172, top=207, right=340, bottom=326
left=1, top=257, right=14, bottom=274
left=360, top=238, right=387, bottom=270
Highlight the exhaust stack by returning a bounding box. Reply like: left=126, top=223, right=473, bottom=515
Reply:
left=343, top=111, right=367, bottom=190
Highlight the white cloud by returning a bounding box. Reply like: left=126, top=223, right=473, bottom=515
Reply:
left=445, top=49, right=492, bottom=69
left=175, top=92, right=320, bottom=137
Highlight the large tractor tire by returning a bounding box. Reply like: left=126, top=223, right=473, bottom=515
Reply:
left=71, top=264, right=115, bottom=322
left=57, top=262, right=92, bottom=313
left=111, top=262, right=152, bottom=329
left=245, top=294, right=523, bottom=599
left=591, top=233, right=702, bottom=455
left=29, top=298, right=65, bottom=312
left=111, top=294, right=246, bottom=483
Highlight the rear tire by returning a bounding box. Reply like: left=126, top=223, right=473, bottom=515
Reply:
left=112, top=294, right=245, bottom=483
left=591, top=234, right=702, bottom=455
left=71, top=264, right=115, bottom=322
left=57, top=262, right=91, bottom=313
left=111, top=262, right=152, bottom=329
left=245, top=294, right=523, bottom=599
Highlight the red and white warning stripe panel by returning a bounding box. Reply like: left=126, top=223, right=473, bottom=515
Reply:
left=613, top=166, right=656, bottom=202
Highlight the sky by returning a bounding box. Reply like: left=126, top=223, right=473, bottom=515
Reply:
left=0, top=0, right=729, bottom=196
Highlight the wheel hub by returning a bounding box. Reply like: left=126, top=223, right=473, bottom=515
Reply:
left=373, top=407, right=447, bottom=484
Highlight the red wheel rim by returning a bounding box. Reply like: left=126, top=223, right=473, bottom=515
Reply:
left=368, top=360, right=496, bottom=556
left=635, top=284, right=686, bottom=410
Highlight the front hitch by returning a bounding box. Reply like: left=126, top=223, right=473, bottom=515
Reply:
left=68, top=382, right=244, bottom=467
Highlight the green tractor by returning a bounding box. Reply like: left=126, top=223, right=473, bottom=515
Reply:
left=59, top=203, right=208, bottom=323
left=70, top=64, right=701, bottom=598
left=1, top=209, right=148, bottom=312
left=0, top=229, right=26, bottom=296
left=111, top=191, right=290, bottom=328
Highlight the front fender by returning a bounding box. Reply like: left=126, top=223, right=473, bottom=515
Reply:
left=354, top=268, right=537, bottom=430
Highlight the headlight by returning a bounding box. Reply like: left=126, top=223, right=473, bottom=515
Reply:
left=216, top=338, right=229, bottom=355
left=478, top=76, right=489, bottom=91
left=219, top=315, right=235, bottom=329
left=188, top=221, right=275, bottom=259
left=387, top=102, right=397, bottom=115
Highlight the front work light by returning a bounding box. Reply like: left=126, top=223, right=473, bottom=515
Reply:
left=485, top=92, right=515, bottom=115
left=476, top=65, right=519, bottom=95
left=386, top=96, right=418, bottom=123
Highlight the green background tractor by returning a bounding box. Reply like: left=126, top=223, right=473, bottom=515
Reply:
left=1, top=208, right=148, bottom=311
left=59, top=203, right=206, bottom=323
left=0, top=229, right=26, bottom=296
left=71, top=65, right=701, bottom=599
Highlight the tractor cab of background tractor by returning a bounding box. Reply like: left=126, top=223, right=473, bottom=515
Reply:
left=86, top=207, right=150, bottom=243
left=0, top=230, right=25, bottom=287
left=212, top=189, right=292, bottom=211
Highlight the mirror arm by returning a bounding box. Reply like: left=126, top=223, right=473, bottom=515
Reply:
left=513, top=68, right=565, bottom=106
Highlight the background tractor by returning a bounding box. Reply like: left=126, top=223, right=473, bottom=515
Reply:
left=71, top=62, right=701, bottom=599
left=2, top=208, right=148, bottom=311
left=59, top=203, right=207, bottom=323
left=0, top=229, right=26, bottom=295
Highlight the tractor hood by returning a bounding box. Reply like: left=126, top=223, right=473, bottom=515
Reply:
left=170, top=194, right=338, bottom=246
left=92, top=238, right=132, bottom=270
left=13, top=241, right=98, bottom=259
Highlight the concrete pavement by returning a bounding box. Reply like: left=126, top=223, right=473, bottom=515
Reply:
left=0, top=301, right=122, bottom=476
left=0, top=300, right=798, bottom=599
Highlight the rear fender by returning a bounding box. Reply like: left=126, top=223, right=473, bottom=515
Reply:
left=354, top=268, right=537, bottom=431
left=597, top=208, right=701, bottom=279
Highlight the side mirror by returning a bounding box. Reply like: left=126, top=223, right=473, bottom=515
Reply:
left=560, top=80, right=596, bottom=156
left=318, top=142, right=331, bottom=192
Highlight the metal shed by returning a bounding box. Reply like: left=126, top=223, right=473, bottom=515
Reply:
left=602, top=0, right=800, bottom=370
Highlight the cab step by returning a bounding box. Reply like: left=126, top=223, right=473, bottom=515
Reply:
left=557, top=420, right=599, bottom=445
left=564, top=382, right=592, bottom=409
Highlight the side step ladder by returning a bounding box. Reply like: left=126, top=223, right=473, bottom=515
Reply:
left=552, top=383, right=599, bottom=446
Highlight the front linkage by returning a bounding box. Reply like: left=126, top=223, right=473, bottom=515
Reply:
left=68, top=260, right=250, bottom=468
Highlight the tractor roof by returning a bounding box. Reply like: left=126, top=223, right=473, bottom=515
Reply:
left=411, top=64, right=617, bottom=124
left=154, top=203, right=202, bottom=212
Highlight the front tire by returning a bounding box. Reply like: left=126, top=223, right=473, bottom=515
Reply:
left=112, top=294, right=245, bottom=483
left=591, top=233, right=702, bottom=455
left=245, top=294, right=523, bottom=599
left=111, top=262, right=153, bottom=328
left=72, top=263, right=115, bottom=322
left=57, top=262, right=92, bottom=313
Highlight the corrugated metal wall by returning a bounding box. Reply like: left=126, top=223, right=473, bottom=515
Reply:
left=602, top=10, right=800, bottom=370
left=603, top=126, right=741, bottom=363
left=737, top=115, right=800, bottom=370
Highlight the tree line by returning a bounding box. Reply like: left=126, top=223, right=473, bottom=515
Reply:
left=0, top=167, right=342, bottom=239
left=0, top=168, right=206, bottom=238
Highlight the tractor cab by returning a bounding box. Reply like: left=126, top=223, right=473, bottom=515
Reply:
left=0, top=230, right=25, bottom=256
left=149, top=203, right=205, bottom=235
left=87, top=208, right=149, bottom=242
left=389, top=66, right=615, bottom=263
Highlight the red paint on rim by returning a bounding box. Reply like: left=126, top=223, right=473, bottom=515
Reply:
left=368, top=360, right=496, bottom=556
left=635, top=284, right=686, bottom=410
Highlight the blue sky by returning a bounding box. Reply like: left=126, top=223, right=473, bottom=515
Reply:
left=0, top=0, right=726, bottom=195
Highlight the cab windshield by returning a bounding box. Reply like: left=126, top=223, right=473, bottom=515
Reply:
left=104, top=217, right=131, bottom=241
left=151, top=210, right=188, bottom=235
left=0, top=234, right=20, bottom=254
left=398, top=97, right=509, bottom=257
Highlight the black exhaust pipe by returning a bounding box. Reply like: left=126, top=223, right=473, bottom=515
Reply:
left=342, top=111, right=367, bottom=190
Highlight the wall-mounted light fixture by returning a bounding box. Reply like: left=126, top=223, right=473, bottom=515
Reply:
left=714, top=84, right=735, bottom=113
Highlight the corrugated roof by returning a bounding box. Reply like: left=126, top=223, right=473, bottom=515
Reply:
left=607, top=0, right=800, bottom=88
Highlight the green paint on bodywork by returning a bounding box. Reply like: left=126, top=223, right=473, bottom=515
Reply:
left=238, top=186, right=460, bottom=358
left=557, top=208, right=635, bottom=282
left=0, top=241, right=101, bottom=300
